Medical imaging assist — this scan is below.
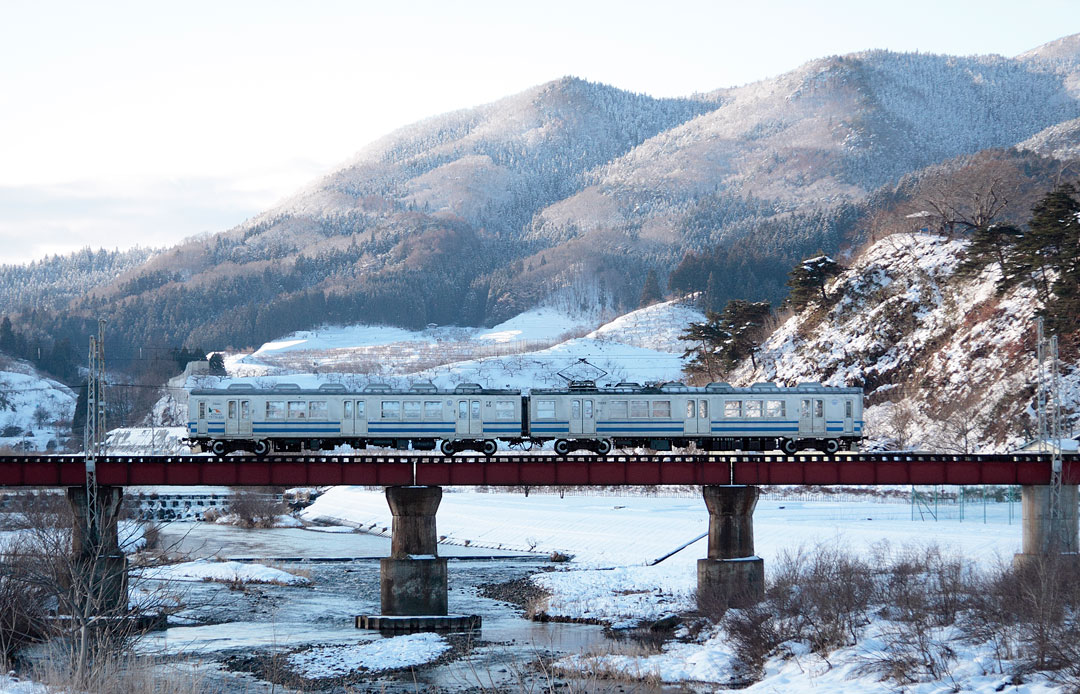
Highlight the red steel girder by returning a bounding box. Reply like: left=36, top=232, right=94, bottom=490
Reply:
left=0, top=453, right=1076, bottom=488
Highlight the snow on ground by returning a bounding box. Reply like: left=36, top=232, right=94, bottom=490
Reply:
left=587, top=300, right=705, bottom=353
left=570, top=623, right=1064, bottom=693
left=106, top=427, right=190, bottom=455
left=137, top=558, right=311, bottom=586
left=0, top=675, right=46, bottom=694
left=186, top=299, right=699, bottom=393
left=0, top=357, right=75, bottom=452
left=287, top=633, right=450, bottom=678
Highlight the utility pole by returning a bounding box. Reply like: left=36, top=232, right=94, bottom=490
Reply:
left=1036, top=317, right=1066, bottom=551
left=83, top=319, right=106, bottom=528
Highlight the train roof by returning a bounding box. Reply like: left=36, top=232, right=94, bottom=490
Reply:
left=191, top=380, right=862, bottom=397
left=529, top=380, right=863, bottom=395
left=189, top=382, right=521, bottom=397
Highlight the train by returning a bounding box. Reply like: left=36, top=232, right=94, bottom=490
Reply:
left=185, top=380, right=864, bottom=456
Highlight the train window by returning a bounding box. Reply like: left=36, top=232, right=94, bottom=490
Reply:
left=266, top=401, right=286, bottom=420
left=766, top=400, right=785, bottom=418
left=686, top=401, right=695, bottom=418
left=610, top=401, right=628, bottom=418
left=356, top=401, right=366, bottom=419
left=309, top=401, right=328, bottom=419
left=344, top=401, right=353, bottom=419
left=815, top=400, right=824, bottom=418
left=471, top=400, right=481, bottom=419
left=424, top=401, right=442, bottom=419
left=630, top=401, right=649, bottom=418
left=382, top=401, right=401, bottom=420
left=745, top=401, right=763, bottom=418
left=403, top=401, right=422, bottom=420
left=584, top=400, right=593, bottom=418
left=652, top=401, right=671, bottom=418
left=724, top=401, right=741, bottom=418
left=228, top=401, right=236, bottom=419
left=536, top=400, right=556, bottom=419
left=288, top=401, right=307, bottom=419
left=198, top=401, right=206, bottom=419
left=495, top=401, right=516, bottom=420
left=458, top=401, right=469, bottom=420
left=845, top=400, right=853, bottom=418
left=241, top=401, right=250, bottom=419
left=801, top=399, right=811, bottom=417
left=699, top=400, right=709, bottom=418
left=572, top=400, right=580, bottom=419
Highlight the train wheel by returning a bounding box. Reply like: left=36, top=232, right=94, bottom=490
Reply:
left=781, top=438, right=798, bottom=455
left=253, top=440, right=270, bottom=456
left=554, top=439, right=571, bottom=456
left=210, top=440, right=227, bottom=457
left=595, top=439, right=612, bottom=456
left=440, top=440, right=456, bottom=457
left=482, top=440, right=498, bottom=457
left=825, top=439, right=840, bottom=454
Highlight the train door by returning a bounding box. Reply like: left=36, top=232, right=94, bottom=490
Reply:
left=342, top=400, right=354, bottom=436
left=685, top=398, right=709, bottom=435
left=799, top=398, right=825, bottom=436
left=457, top=399, right=481, bottom=436
left=567, top=399, right=595, bottom=435
left=225, top=399, right=252, bottom=436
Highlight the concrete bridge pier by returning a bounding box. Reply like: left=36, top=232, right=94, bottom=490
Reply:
left=697, top=485, right=764, bottom=608
left=1014, top=484, right=1080, bottom=566
left=358, top=486, right=479, bottom=632
left=66, top=486, right=128, bottom=614
left=380, top=485, right=447, bottom=616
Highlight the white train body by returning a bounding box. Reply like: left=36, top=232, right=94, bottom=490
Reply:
left=187, top=382, right=523, bottom=456
left=186, top=380, right=862, bottom=456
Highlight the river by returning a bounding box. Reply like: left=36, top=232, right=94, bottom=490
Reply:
left=141, top=523, right=686, bottom=693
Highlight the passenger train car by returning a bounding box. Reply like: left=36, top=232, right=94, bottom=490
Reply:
left=186, top=381, right=863, bottom=456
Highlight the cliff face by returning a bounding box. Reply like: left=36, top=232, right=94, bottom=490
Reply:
left=728, top=232, right=1069, bottom=452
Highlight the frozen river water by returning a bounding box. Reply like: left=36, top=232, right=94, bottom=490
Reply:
left=143, top=523, right=667, bottom=693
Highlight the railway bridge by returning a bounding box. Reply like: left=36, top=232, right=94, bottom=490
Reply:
left=2, top=452, right=1077, bottom=630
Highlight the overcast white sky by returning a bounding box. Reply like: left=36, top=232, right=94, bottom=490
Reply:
left=0, top=0, right=1076, bottom=264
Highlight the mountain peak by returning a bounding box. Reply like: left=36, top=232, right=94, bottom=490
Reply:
left=1016, top=32, right=1080, bottom=62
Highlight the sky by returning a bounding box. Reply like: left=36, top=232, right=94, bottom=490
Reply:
left=0, top=0, right=1077, bottom=265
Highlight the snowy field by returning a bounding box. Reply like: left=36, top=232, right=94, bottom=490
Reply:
left=301, top=486, right=1064, bottom=692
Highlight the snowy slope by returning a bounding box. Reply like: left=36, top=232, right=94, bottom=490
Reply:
left=0, top=357, right=75, bottom=451
left=729, top=232, right=1051, bottom=451
left=192, top=299, right=703, bottom=392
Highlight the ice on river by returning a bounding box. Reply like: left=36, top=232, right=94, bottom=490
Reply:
left=287, top=633, right=451, bottom=678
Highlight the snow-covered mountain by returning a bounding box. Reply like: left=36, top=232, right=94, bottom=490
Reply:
left=728, top=231, right=1061, bottom=452
left=8, top=34, right=1080, bottom=374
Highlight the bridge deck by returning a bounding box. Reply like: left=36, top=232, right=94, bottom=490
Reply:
left=0, top=453, right=1076, bottom=487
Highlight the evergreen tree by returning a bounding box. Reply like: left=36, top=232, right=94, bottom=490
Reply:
left=679, top=300, right=772, bottom=380
left=639, top=269, right=663, bottom=307
left=71, top=381, right=88, bottom=442
left=0, top=317, right=14, bottom=354
left=704, top=272, right=722, bottom=313
left=679, top=311, right=728, bottom=382
left=1010, top=184, right=1079, bottom=305
left=786, top=255, right=843, bottom=310
left=208, top=353, right=227, bottom=376
left=956, top=223, right=1023, bottom=289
